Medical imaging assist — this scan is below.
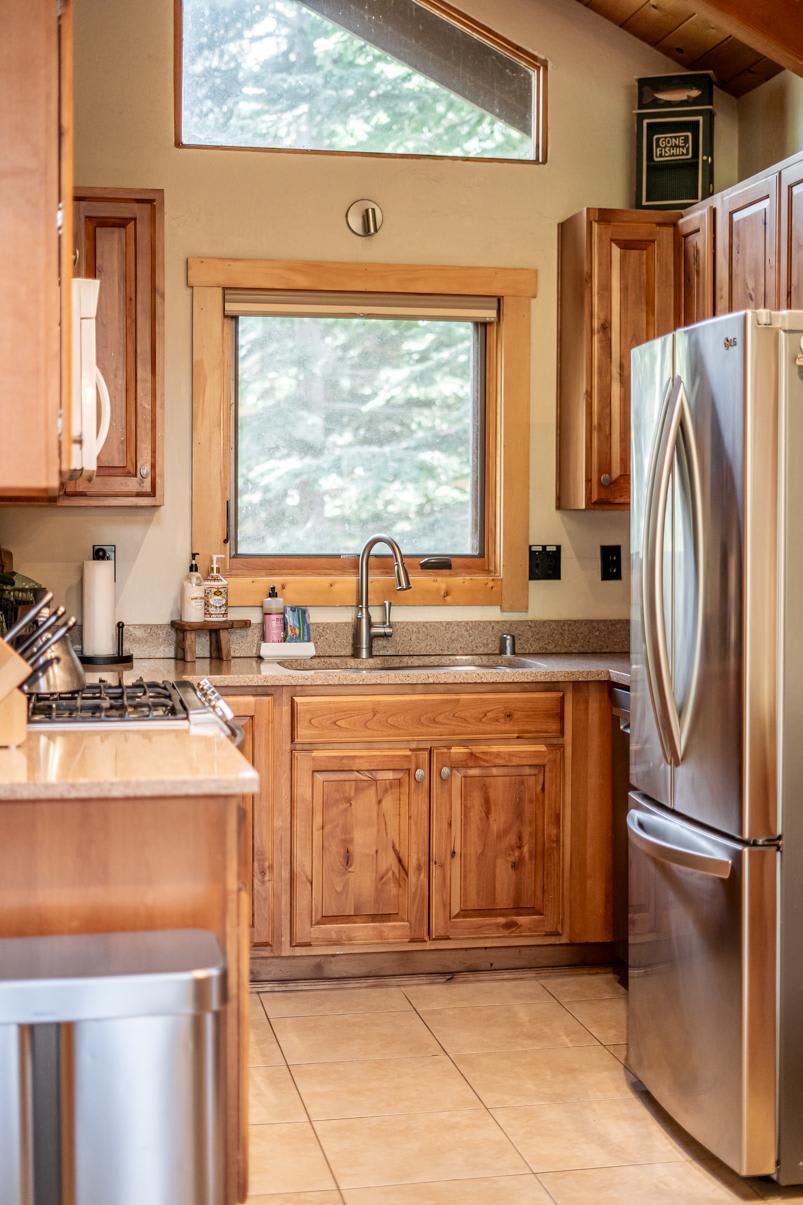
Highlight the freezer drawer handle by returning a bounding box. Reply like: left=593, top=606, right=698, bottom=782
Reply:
left=627, top=811, right=732, bottom=879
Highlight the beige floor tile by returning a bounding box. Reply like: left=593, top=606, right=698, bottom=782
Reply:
left=538, top=1161, right=761, bottom=1203
left=273, top=1011, right=441, bottom=1064
left=261, top=987, right=412, bottom=1019
left=248, top=1195, right=342, bottom=1204
left=563, top=997, right=627, bottom=1045
left=315, top=1108, right=528, bottom=1188
left=249, top=1122, right=336, bottom=1195
left=607, top=1044, right=628, bottom=1064
left=250, top=1065, right=307, bottom=1124
left=403, top=978, right=550, bottom=1010
left=418, top=1002, right=598, bottom=1056
left=343, top=1174, right=552, bottom=1203
left=292, top=1054, right=479, bottom=1119
left=492, top=1096, right=684, bottom=1172
left=542, top=972, right=626, bottom=1004
left=250, top=1019, right=285, bottom=1067
left=453, top=1045, right=640, bottom=1107
left=249, top=992, right=267, bottom=1023
left=750, top=1179, right=803, bottom=1201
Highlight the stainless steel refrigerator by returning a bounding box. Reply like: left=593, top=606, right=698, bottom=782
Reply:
left=628, top=309, right=803, bottom=1184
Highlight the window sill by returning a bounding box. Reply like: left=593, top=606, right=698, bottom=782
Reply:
left=227, top=574, right=503, bottom=608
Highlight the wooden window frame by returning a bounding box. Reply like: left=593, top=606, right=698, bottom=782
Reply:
left=173, top=0, right=548, bottom=165
left=190, top=257, right=535, bottom=610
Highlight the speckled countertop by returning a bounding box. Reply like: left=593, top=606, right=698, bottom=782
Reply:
left=0, top=729, right=259, bottom=801
left=128, top=653, right=631, bottom=688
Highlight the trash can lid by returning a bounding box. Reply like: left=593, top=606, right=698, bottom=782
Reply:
left=0, top=929, right=226, bottom=1023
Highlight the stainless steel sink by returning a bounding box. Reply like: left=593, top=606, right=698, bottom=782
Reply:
left=277, top=655, right=546, bottom=673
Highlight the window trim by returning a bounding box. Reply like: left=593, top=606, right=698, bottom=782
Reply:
left=173, top=0, right=548, bottom=165
left=190, top=257, right=535, bottom=610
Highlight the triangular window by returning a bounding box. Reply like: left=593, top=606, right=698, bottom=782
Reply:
left=178, top=0, right=545, bottom=161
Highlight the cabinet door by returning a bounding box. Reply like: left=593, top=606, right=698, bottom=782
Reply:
left=226, top=696, right=273, bottom=948
left=591, top=219, right=676, bottom=506
left=63, top=188, right=163, bottom=504
left=677, top=206, right=714, bottom=327
left=716, top=174, right=778, bottom=314
left=780, top=156, right=803, bottom=309
left=431, top=744, right=563, bottom=940
left=292, top=747, right=428, bottom=945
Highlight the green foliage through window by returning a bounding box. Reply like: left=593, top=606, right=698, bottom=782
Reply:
left=234, top=315, right=485, bottom=556
left=180, top=0, right=537, bottom=160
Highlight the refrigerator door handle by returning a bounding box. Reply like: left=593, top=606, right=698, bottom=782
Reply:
left=627, top=809, right=733, bottom=879
left=675, top=378, right=706, bottom=758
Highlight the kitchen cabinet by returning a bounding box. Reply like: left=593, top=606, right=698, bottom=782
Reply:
left=557, top=208, right=678, bottom=510
left=225, top=695, right=274, bottom=948
left=780, top=155, right=803, bottom=308
left=0, top=0, right=72, bottom=497
left=430, top=744, right=563, bottom=940
left=292, top=746, right=429, bottom=945
left=677, top=204, right=715, bottom=327
left=62, top=187, right=164, bottom=505
left=716, top=173, right=778, bottom=314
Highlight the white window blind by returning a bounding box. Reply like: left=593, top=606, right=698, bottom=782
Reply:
left=224, top=290, right=498, bottom=322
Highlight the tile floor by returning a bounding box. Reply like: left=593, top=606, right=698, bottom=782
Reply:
left=246, top=970, right=803, bottom=1203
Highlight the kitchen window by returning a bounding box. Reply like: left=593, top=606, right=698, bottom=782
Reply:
left=190, top=258, right=536, bottom=609
left=176, top=0, right=546, bottom=163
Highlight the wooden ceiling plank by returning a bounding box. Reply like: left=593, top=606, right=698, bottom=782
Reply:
left=621, top=0, right=695, bottom=46
left=587, top=0, right=646, bottom=24
left=726, top=56, right=785, bottom=96
left=693, top=35, right=764, bottom=80
left=690, top=1, right=803, bottom=75
left=655, top=13, right=729, bottom=64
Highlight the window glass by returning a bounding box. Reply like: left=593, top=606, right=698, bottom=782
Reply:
left=181, top=0, right=536, bottom=160
left=234, top=315, right=485, bottom=556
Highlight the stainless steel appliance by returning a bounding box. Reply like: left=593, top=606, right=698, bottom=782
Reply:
left=629, top=309, right=803, bottom=1184
left=26, top=677, right=243, bottom=744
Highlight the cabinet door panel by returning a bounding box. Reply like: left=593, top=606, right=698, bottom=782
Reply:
left=677, top=207, right=714, bottom=327
left=293, top=747, right=428, bottom=945
left=431, top=744, right=563, bottom=940
left=591, top=221, right=675, bottom=506
left=780, top=157, right=803, bottom=309
left=63, top=188, right=163, bottom=503
left=716, top=175, right=778, bottom=314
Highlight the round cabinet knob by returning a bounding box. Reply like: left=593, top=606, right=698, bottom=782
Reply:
left=600, top=473, right=612, bottom=487
left=138, top=464, right=150, bottom=480
left=414, top=768, right=425, bottom=784
left=440, top=766, right=451, bottom=781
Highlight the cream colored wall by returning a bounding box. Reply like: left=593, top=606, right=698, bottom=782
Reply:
left=738, top=71, right=803, bottom=180
left=0, top=0, right=739, bottom=625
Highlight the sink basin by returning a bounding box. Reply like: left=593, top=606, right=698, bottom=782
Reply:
left=277, top=655, right=545, bottom=673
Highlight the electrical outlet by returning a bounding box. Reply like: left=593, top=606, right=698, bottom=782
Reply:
left=529, top=544, right=561, bottom=581
left=600, top=544, right=622, bottom=581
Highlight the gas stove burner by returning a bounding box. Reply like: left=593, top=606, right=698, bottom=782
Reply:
left=27, top=678, right=188, bottom=727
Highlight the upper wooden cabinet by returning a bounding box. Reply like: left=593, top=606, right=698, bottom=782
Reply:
left=430, top=744, right=563, bottom=941
left=715, top=173, right=778, bottom=314
left=677, top=204, right=715, bottom=328
left=557, top=208, right=678, bottom=510
left=62, top=187, right=164, bottom=505
left=0, top=0, right=71, bottom=497
left=780, top=157, right=803, bottom=309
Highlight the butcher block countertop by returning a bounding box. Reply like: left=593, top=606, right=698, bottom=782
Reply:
left=131, top=652, right=631, bottom=688
left=0, top=728, right=259, bottom=801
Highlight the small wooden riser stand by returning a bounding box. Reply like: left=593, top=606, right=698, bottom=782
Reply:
left=171, top=620, right=251, bottom=662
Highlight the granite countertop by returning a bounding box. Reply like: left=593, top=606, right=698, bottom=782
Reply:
left=0, top=729, right=259, bottom=801
left=129, top=653, right=631, bottom=688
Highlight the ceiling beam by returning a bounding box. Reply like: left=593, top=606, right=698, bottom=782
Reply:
left=689, top=0, right=803, bottom=74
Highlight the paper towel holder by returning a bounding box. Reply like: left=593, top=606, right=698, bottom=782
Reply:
left=79, top=620, right=133, bottom=669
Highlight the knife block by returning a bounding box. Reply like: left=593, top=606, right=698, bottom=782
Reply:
left=0, top=689, right=27, bottom=747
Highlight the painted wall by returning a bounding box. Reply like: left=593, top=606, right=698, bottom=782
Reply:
left=738, top=71, right=803, bottom=180
left=0, top=0, right=739, bottom=625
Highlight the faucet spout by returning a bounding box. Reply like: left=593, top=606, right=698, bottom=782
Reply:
left=355, top=533, right=411, bottom=658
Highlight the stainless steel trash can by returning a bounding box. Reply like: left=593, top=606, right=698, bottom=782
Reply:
left=0, top=928, right=225, bottom=1205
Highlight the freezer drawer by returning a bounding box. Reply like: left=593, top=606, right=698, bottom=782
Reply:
left=627, top=793, right=777, bottom=1176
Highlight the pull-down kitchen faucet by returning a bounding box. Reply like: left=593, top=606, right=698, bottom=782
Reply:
left=354, top=533, right=411, bottom=658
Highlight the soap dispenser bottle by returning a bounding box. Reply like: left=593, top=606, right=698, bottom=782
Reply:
left=204, top=554, right=229, bottom=621
left=181, top=551, right=205, bottom=622
left=262, top=585, right=284, bottom=643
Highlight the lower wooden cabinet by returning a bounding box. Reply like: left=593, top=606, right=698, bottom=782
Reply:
left=225, top=695, right=273, bottom=947
left=430, top=744, right=563, bottom=940
left=292, top=746, right=429, bottom=945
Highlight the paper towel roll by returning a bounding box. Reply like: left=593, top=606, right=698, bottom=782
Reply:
left=82, top=560, right=116, bottom=655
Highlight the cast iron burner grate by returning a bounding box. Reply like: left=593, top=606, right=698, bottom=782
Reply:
left=27, top=679, right=187, bottom=725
